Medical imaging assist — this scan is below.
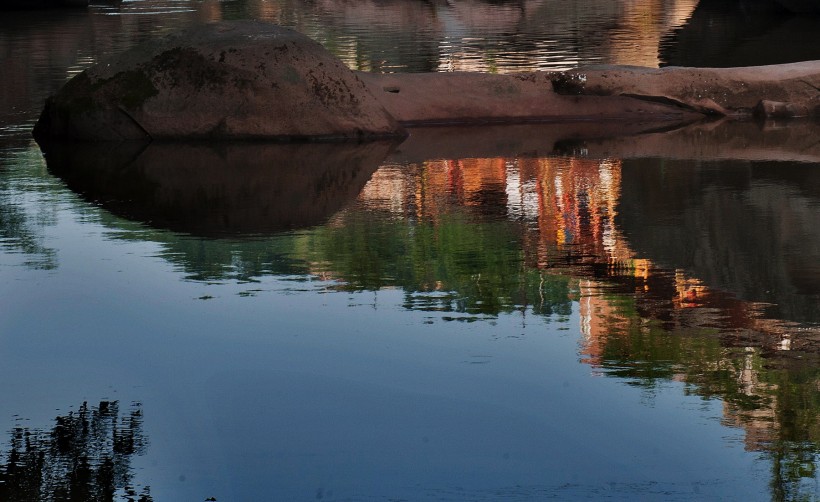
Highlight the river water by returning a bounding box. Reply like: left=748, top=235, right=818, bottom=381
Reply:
left=1, top=0, right=820, bottom=500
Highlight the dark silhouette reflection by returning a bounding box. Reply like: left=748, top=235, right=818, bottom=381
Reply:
left=660, top=0, right=820, bottom=67
left=617, top=158, right=820, bottom=325
left=0, top=401, right=150, bottom=502
left=41, top=141, right=394, bottom=236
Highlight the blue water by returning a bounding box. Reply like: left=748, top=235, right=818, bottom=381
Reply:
left=1, top=1, right=819, bottom=500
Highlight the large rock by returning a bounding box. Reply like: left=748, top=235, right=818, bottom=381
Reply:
left=33, top=21, right=404, bottom=141
left=358, top=60, right=820, bottom=125
left=556, top=62, right=820, bottom=118
left=358, top=71, right=704, bottom=125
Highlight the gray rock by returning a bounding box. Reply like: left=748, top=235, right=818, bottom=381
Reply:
left=33, top=21, right=405, bottom=141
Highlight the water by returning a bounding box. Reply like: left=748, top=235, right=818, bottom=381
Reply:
left=1, top=0, right=820, bottom=500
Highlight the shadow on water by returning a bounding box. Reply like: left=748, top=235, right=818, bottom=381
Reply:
left=619, top=157, right=820, bottom=325
left=41, top=140, right=395, bottom=237
left=0, top=401, right=150, bottom=502
left=660, top=0, right=820, bottom=67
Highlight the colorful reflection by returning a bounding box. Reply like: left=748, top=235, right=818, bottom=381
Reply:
left=352, top=153, right=819, bottom=346
left=195, top=0, right=700, bottom=71
left=340, top=152, right=820, bottom=496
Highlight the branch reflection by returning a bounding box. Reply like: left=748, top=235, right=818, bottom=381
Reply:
left=0, top=401, right=150, bottom=502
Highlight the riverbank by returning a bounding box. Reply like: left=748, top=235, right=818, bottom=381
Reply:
left=32, top=21, right=820, bottom=142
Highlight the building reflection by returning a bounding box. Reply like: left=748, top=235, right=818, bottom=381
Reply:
left=351, top=150, right=820, bottom=493
left=430, top=0, right=699, bottom=71
left=168, top=0, right=702, bottom=72
left=356, top=152, right=819, bottom=343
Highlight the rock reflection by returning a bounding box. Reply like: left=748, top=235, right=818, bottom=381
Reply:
left=0, top=401, right=150, bottom=502
left=41, top=141, right=394, bottom=236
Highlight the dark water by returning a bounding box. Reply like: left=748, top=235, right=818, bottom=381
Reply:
left=2, top=1, right=820, bottom=500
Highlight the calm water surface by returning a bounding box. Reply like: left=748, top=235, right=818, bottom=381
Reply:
left=1, top=1, right=820, bottom=500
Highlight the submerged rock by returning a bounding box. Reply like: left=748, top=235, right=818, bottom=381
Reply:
left=33, top=21, right=404, bottom=141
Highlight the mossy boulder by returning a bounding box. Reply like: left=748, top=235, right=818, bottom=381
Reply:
left=33, top=21, right=404, bottom=141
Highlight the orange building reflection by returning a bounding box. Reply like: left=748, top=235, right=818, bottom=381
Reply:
left=356, top=150, right=820, bottom=461
left=361, top=155, right=642, bottom=273
left=360, top=153, right=812, bottom=349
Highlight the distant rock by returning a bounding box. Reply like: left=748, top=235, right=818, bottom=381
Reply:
left=659, top=0, right=820, bottom=68
left=33, top=21, right=404, bottom=141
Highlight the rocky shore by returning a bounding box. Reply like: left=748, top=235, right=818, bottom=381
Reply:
left=32, top=21, right=820, bottom=142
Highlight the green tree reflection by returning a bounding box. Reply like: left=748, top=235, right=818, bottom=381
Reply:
left=134, top=209, right=575, bottom=319
left=305, top=211, right=573, bottom=317
left=0, top=146, right=57, bottom=270
left=0, top=401, right=151, bottom=502
left=586, top=292, right=820, bottom=501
